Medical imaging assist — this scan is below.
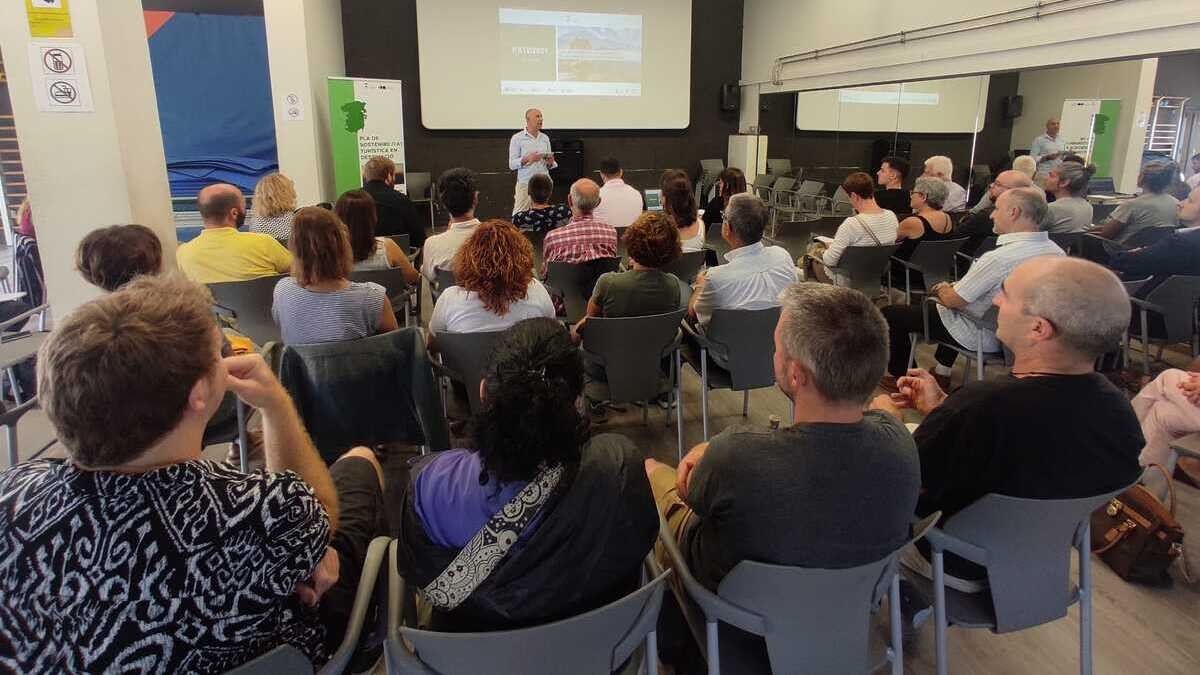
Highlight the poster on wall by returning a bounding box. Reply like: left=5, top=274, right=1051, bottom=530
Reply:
left=1060, top=98, right=1121, bottom=178
left=327, top=77, right=406, bottom=197
left=25, top=0, right=73, bottom=38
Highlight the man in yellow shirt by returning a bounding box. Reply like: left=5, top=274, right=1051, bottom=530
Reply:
left=177, top=183, right=292, bottom=283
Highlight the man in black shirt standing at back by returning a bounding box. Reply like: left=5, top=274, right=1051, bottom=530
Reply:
left=873, top=256, right=1143, bottom=593
left=362, top=155, right=426, bottom=247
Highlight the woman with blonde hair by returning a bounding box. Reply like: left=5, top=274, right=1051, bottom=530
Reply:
left=249, top=172, right=298, bottom=241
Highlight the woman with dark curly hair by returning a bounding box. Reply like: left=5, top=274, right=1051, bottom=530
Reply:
left=395, top=317, right=658, bottom=630
left=428, top=219, right=555, bottom=337
left=572, top=211, right=682, bottom=340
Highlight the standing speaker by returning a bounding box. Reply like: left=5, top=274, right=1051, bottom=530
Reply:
left=720, top=83, right=739, bottom=112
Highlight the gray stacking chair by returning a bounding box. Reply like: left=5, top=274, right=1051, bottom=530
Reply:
left=682, top=307, right=780, bottom=440
left=751, top=174, right=777, bottom=203
left=386, top=541, right=671, bottom=675
left=387, top=233, right=411, bottom=252
left=405, top=172, right=435, bottom=231
left=579, top=309, right=687, bottom=458
left=660, top=250, right=708, bottom=285
left=430, top=266, right=457, bottom=304
left=0, top=397, right=57, bottom=469
left=1048, top=231, right=1083, bottom=256
left=1128, top=274, right=1200, bottom=373
left=209, top=274, right=286, bottom=346
left=225, top=536, right=393, bottom=675
left=953, top=236, right=997, bottom=278
left=1077, top=233, right=1126, bottom=266
left=431, top=330, right=504, bottom=416
left=654, top=511, right=939, bottom=675
left=816, top=186, right=854, bottom=217
left=909, top=299, right=1007, bottom=383
left=826, top=244, right=899, bottom=299
left=351, top=267, right=414, bottom=326
left=545, top=257, right=621, bottom=323
left=903, top=489, right=1131, bottom=675
left=0, top=320, right=49, bottom=406
left=889, top=237, right=969, bottom=305
left=766, top=158, right=792, bottom=176
left=1119, top=277, right=1153, bottom=369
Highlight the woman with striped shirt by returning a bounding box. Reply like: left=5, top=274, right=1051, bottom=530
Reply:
left=272, top=207, right=398, bottom=345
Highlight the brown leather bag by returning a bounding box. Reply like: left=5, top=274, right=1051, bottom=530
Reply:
left=1090, top=464, right=1189, bottom=586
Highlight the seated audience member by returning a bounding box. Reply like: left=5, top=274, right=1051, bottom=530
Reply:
left=362, top=155, right=426, bottom=247
left=872, top=257, right=1142, bottom=591
left=396, top=317, right=657, bottom=630
left=1110, top=184, right=1200, bottom=281
left=875, top=155, right=912, bottom=216
left=954, top=169, right=1033, bottom=254
left=1091, top=161, right=1180, bottom=245
left=702, top=167, right=748, bottom=229
left=430, top=220, right=555, bottom=337
left=1188, top=153, right=1200, bottom=189
left=574, top=211, right=682, bottom=339
left=881, top=188, right=1064, bottom=385
left=10, top=199, right=44, bottom=311
left=0, top=274, right=388, bottom=671
left=923, top=156, right=967, bottom=212
left=662, top=171, right=706, bottom=252
left=1043, top=161, right=1097, bottom=233
left=648, top=282, right=920, bottom=591
left=971, top=156, right=1042, bottom=214
left=511, top=173, right=570, bottom=233
left=335, top=189, right=419, bottom=283
left=76, top=224, right=163, bottom=292
left=689, top=194, right=796, bottom=327
left=890, top=177, right=954, bottom=288
left=1012, top=154, right=1037, bottom=181
left=807, top=172, right=899, bottom=286
left=421, top=168, right=481, bottom=281
left=1130, top=366, right=1200, bottom=496
left=273, top=207, right=398, bottom=345
left=541, top=178, right=619, bottom=265
left=177, top=183, right=292, bottom=283
left=248, top=172, right=298, bottom=241
left=593, top=156, right=644, bottom=230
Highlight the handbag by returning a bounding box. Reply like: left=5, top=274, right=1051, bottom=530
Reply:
left=1090, top=464, right=1190, bottom=586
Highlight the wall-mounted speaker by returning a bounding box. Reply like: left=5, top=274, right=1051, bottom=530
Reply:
left=1003, top=95, right=1024, bottom=120
left=720, top=83, right=739, bottom=112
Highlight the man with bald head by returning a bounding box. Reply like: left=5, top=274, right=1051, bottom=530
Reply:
left=1031, top=116, right=1065, bottom=179
left=508, top=108, right=557, bottom=215
left=176, top=183, right=292, bottom=283
left=956, top=169, right=1035, bottom=252
left=882, top=187, right=1063, bottom=387
left=541, top=178, right=618, bottom=267
left=874, top=256, right=1143, bottom=592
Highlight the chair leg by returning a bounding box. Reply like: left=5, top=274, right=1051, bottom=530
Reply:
left=675, top=350, right=684, bottom=461
left=905, top=268, right=912, bottom=306
left=908, top=334, right=918, bottom=370
left=701, top=348, right=710, bottom=442
left=707, top=620, right=720, bottom=675
left=7, top=368, right=21, bottom=405
left=7, top=425, right=18, bottom=468
left=934, top=549, right=948, bottom=675
left=236, top=400, right=249, bottom=473
left=742, top=390, right=749, bottom=417
left=643, top=402, right=649, bottom=425
left=1080, top=523, right=1094, bottom=675
left=644, top=629, right=659, bottom=675
left=889, top=572, right=903, bottom=675
left=1141, top=308, right=1150, bottom=375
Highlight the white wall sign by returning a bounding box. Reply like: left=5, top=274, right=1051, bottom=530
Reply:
left=282, top=92, right=306, bottom=122
left=27, top=39, right=94, bottom=113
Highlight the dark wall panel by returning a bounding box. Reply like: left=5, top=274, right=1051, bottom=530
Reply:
left=341, top=0, right=743, bottom=218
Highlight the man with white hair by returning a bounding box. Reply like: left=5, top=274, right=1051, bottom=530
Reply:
left=922, top=156, right=967, bottom=211
left=1031, top=117, right=1065, bottom=178
left=873, top=256, right=1143, bottom=593
left=541, top=178, right=617, bottom=266
left=881, top=187, right=1064, bottom=388
left=508, top=108, right=558, bottom=215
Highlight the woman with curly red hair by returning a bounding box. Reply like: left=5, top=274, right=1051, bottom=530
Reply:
left=429, top=219, right=555, bottom=337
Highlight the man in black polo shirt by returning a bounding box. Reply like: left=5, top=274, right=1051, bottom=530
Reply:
left=362, top=156, right=426, bottom=247
left=873, top=256, right=1143, bottom=594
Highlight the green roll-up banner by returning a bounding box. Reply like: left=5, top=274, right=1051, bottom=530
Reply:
left=327, top=77, right=407, bottom=196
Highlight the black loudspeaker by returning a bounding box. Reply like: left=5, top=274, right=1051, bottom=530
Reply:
left=549, top=139, right=584, bottom=185
left=720, top=83, right=739, bottom=112
left=1003, top=95, right=1024, bottom=120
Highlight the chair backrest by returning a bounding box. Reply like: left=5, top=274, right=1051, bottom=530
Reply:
left=942, top=490, right=1126, bottom=632
left=752, top=174, right=777, bottom=189
left=716, top=556, right=894, bottom=674
left=1048, top=231, right=1082, bottom=256
left=350, top=267, right=410, bottom=301
left=834, top=244, right=900, bottom=297
left=435, top=331, right=504, bottom=414
left=700, top=158, right=725, bottom=178
left=1077, top=233, right=1124, bottom=265
left=767, top=158, right=793, bottom=176
left=207, top=274, right=286, bottom=346
left=1122, top=276, right=1153, bottom=298
left=771, top=176, right=797, bottom=199
left=581, top=309, right=686, bottom=403
left=706, top=307, right=781, bottom=390
left=906, top=237, right=969, bottom=288
left=399, top=571, right=670, bottom=675
left=799, top=180, right=824, bottom=195
left=659, top=250, right=707, bottom=285
left=224, top=645, right=312, bottom=675
left=434, top=266, right=457, bottom=292
left=546, top=257, right=621, bottom=323
left=1144, top=274, right=1200, bottom=343
left=387, top=233, right=411, bottom=251
left=278, top=328, right=449, bottom=462
left=406, top=172, right=432, bottom=202
left=1125, top=225, right=1174, bottom=249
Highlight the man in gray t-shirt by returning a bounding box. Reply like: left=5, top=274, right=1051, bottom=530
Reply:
left=1105, top=193, right=1179, bottom=244
left=646, top=283, right=920, bottom=591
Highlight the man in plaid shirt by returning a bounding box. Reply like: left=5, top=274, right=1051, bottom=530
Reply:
left=542, top=179, right=619, bottom=266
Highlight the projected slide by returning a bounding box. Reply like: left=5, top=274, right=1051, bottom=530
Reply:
left=499, top=8, right=642, bottom=97
left=796, top=76, right=990, bottom=134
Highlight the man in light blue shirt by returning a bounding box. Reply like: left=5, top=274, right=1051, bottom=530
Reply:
left=508, top=108, right=557, bottom=215
left=1030, top=117, right=1066, bottom=179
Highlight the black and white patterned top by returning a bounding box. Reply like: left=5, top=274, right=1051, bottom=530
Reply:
left=248, top=211, right=295, bottom=242
left=0, top=459, right=331, bottom=674
left=511, top=204, right=570, bottom=233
